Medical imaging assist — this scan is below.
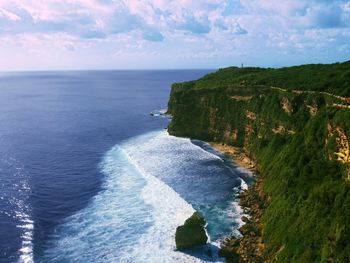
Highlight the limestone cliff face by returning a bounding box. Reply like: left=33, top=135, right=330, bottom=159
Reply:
left=167, top=74, right=350, bottom=262
left=168, top=84, right=349, bottom=175
left=335, top=127, right=350, bottom=165
left=327, top=123, right=350, bottom=180
left=169, top=85, right=350, bottom=172
left=168, top=85, right=261, bottom=150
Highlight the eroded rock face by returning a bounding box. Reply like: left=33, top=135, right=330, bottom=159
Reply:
left=281, top=97, right=292, bottom=115
left=335, top=127, right=350, bottom=164
left=175, top=212, right=208, bottom=250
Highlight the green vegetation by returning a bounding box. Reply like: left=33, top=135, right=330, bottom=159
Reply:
left=168, top=61, right=350, bottom=262
left=171, top=61, right=350, bottom=96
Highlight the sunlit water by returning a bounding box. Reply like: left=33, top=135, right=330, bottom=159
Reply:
left=0, top=70, right=252, bottom=263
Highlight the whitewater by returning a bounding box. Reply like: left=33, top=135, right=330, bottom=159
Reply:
left=39, top=130, right=251, bottom=263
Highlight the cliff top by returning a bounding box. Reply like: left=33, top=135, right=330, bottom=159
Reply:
left=172, top=61, right=350, bottom=97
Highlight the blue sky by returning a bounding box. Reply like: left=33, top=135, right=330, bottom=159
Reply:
left=0, top=0, right=349, bottom=70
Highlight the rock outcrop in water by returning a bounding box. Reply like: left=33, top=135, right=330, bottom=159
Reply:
left=175, top=212, right=208, bottom=250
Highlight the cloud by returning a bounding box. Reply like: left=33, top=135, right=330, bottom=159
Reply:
left=309, top=5, right=343, bottom=28
left=0, top=7, right=21, bottom=21
left=142, top=29, right=164, bottom=42
left=0, top=0, right=249, bottom=40
left=0, top=0, right=348, bottom=70
left=173, top=14, right=211, bottom=34
left=108, top=9, right=140, bottom=34
left=214, top=18, right=247, bottom=35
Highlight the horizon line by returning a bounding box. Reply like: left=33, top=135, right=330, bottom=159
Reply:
left=0, top=68, right=218, bottom=73
left=0, top=59, right=349, bottom=73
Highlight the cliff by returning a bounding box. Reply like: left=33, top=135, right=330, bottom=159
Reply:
left=167, top=62, right=350, bottom=262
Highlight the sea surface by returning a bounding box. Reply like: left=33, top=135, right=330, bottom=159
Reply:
left=0, top=70, right=252, bottom=263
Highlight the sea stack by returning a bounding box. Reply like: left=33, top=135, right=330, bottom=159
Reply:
left=175, top=212, right=208, bottom=250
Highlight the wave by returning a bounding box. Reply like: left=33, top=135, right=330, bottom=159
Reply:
left=121, top=131, right=248, bottom=240
left=40, top=130, right=249, bottom=262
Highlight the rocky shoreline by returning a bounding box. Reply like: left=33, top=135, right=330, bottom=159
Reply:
left=220, top=178, right=267, bottom=262
left=210, top=143, right=257, bottom=172
left=210, top=143, right=267, bottom=263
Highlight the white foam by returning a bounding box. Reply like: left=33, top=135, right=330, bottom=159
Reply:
left=239, top=175, right=249, bottom=191
left=119, top=130, right=241, bottom=262
left=150, top=108, right=170, bottom=117
left=120, top=131, right=237, bottom=203
left=41, top=147, right=153, bottom=261
left=41, top=130, right=247, bottom=262
left=119, top=149, right=216, bottom=263
left=41, top=144, right=220, bottom=262
left=122, top=130, right=247, bottom=218
left=227, top=198, right=246, bottom=238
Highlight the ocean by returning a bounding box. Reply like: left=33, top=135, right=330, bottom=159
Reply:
left=0, top=70, right=252, bottom=263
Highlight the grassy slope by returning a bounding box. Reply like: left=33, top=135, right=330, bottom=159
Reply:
left=171, top=61, right=350, bottom=96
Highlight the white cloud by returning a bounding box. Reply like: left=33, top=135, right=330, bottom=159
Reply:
left=0, top=0, right=348, bottom=70
left=0, top=7, right=21, bottom=20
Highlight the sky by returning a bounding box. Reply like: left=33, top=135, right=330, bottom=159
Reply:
left=0, top=0, right=349, bottom=70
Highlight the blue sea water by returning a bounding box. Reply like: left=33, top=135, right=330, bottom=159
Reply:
left=0, top=70, right=253, bottom=263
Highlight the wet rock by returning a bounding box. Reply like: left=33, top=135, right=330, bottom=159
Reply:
left=241, top=216, right=251, bottom=224
left=239, top=223, right=260, bottom=236
left=220, top=178, right=267, bottom=262
left=219, top=237, right=240, bottom=263
left=175, top=212, right=208, bottom=250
